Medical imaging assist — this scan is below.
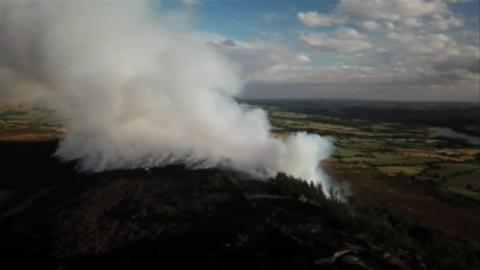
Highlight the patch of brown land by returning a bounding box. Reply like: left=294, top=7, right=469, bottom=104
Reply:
left=270, top=110, right=308, bottom=119
left=307, top=122, right=359, bottom=133
left=324, top=160, right=479, bottom=241
left=0, top=128, right=65, bottom=141
left=401, top=148, right=479, bottom=162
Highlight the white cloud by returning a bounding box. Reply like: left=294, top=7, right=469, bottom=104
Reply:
left=385, top=21, right=396, bottom=29
left=298, top=11, right=345, bottom=27
left=385, top=30, right=479, bottom=76
left=296, top=53, right=311, bottom=62
left=434, top=54, right=480, bottom=74
left=404, top=18, right=423, bottom=27
left=298, top=0, right=465, bottom=33
left=300, top=28, right=372, bottom=53
left=430, top=14, right=464, bottom=30
left=203, top=31, right=478, bottom=101
left=209, top=38, right=310, bottom=81
left=360, top=20, right=382, bottom=31
left=387, top=32, right=452, bottom=55
left=338, top=0, right=447, bottom=21
left=234, top=0, right=477, bottom=101
left=442, top=0, right=474, bottom=4
left=239, top=25, right=478, bottom=101
left=246, top=63, right=478, bottom=95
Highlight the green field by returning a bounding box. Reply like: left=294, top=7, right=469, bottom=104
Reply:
left=257, top=102, right=480, bottom=202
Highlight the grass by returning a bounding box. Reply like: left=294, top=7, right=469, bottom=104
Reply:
left=266, top=105, right=480, bottom=202
left=377, top=166, right=424, bottom=176
left=414, top=162, right=480, bottom=199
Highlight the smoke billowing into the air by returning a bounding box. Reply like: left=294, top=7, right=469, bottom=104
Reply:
left=0, top=1, right=338, bottom=197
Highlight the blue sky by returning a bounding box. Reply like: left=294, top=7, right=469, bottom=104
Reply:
left=164, top=0, right=340, bottom=39
left=161, top=0, right=479, bottom=101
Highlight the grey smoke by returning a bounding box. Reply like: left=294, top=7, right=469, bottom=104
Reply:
left=0, top=1, right=337, bottom=197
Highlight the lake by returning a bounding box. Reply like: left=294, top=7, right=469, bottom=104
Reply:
left=430, top=127, right=480, bottom=145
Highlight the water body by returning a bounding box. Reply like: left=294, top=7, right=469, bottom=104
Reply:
left=430, top=127, right=480, bottom=145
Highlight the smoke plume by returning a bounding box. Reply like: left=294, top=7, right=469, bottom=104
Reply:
left=0, top=1, right=337, bottom=196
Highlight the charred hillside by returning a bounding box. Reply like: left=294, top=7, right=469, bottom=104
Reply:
left=0, top=141, right=478, bottom=270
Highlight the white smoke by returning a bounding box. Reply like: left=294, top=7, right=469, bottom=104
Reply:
left=0, top=1, right=337, bottom=197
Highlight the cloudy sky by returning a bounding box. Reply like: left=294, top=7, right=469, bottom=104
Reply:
left=164, top=0, right=479, bottom=101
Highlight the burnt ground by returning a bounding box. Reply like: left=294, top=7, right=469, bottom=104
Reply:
left=0, top=141, right=476, bottom=270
